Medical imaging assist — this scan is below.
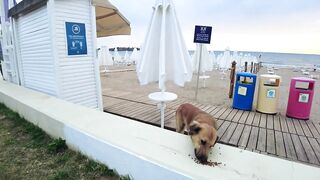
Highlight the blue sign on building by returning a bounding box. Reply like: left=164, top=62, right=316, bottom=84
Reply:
left=193, top=25, right=212, bottom=44
left=65, top=22, right=87, bottom=56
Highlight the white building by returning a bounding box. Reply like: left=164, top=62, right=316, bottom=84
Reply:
left=0, top=0, right=130, bottom=110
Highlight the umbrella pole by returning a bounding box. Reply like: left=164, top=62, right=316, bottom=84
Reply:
left=160, top=89, right=165, bottom=128
left=160, top=101, right=165, bottom=128
left=195, top=44, right=203, bottom=100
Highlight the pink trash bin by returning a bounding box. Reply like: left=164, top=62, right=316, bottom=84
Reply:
left=286, top=77, right=316, bottom=120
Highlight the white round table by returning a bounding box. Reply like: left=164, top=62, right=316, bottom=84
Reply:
left=148, top=92, right=177, bottom=128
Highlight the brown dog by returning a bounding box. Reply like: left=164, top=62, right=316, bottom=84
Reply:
left=176, top=103, right=218, bottom=163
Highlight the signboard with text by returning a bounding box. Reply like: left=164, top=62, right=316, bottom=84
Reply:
left=193, top=25, right=212, bottom=44
left=65, top=22, right=87, bottom=56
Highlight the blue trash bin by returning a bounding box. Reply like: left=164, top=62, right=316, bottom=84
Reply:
left=233, top=72, right=257, bottom=111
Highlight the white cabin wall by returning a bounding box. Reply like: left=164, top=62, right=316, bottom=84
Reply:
left=16, top=6, right=57, bottom=96
left=54, top=0, right=100, bottom=109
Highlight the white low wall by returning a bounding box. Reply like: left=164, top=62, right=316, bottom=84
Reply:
left=0, top=80, right=319, bottom=180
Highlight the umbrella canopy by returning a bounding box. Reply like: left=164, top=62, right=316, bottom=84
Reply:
left=219, top=49, right=232, bottom=70
left=130, top=48, right=140, bottom=64
left=192, top=44, right=212, bottom=73
left=113, top=48, right=122, bottom=63
left=137, top=0, right=192, bottom=91
left=93, top=0, right=131, bottom=37
left=98, top=46, right=113, bottom=66
left=123, top=50, right=131, bottom=63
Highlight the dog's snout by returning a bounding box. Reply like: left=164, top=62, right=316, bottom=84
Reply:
left=201, top=139, right=207, bottom=145
left=196, top=154, right=207, bottom=163
left=195, top=149, right=208, bottom=163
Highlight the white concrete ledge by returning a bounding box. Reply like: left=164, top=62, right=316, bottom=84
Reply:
left=0, top=80, right=319, bottom=180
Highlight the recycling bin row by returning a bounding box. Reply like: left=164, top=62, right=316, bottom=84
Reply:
left=232, top=72, right=316, bottom=120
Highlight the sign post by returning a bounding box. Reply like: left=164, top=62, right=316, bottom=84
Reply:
left=193, top=25, right=212, bottom=100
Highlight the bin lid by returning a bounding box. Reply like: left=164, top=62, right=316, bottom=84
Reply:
left=292, top=77, right=315, bottom=82
left=237, top=72, right=256, bottom=78
left=260, top=74, right=281, bottom=79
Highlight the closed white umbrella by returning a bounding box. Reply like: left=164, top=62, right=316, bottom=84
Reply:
left=220, top=49, right=232, bottom=70
left=210, top=51, right=218, bottom=68
left=192, top=44, right=212, bottom=73
left=130, top=48, right=140, bottom=65
left=98, top=46, right=113, bottom=72
left=137, top=0, right=192, bottom=128
left=113, top=48, right=122, bottom=65
left=123, top=50, right=130, bottom=64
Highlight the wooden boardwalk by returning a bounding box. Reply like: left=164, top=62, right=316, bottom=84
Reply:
left=103, top=90, right=320, bottom=167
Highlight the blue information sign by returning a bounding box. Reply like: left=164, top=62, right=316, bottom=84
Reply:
left=193, top=25, right=212, bottom=44
left=65, top=22, right=87, bottom=56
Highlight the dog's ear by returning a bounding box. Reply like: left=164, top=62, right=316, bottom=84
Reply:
left=189, top=121, right=201, bottom=135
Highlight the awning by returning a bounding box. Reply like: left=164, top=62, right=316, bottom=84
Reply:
left=93, top=0, right=131, bottom=37
left=9, top=0, right=131, bottom=37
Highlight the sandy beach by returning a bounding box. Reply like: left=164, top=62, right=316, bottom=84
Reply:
left=101, top=65, right=320, bottom=123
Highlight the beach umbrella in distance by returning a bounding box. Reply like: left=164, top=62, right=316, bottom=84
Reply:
left=192, top=44, right=212, bottom=74
left=219, top=49, right=232, bottom=70
left=130, top=48, right=140, bottom=65
left=113, top=48, right=122, bottom=65
left=210, top=51, right=218, bottom=69
left=98, top=46, right=113, bottom=72
left=218, top=49, right=232, bottom=79
left=123, top=50, right=131, bottom=65
left=137, top=0, right=192, bottom=128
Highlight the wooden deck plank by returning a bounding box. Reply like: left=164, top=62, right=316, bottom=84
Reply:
left=225, top=109, right=238, bottom=121
left=125, top=104, right=154, bottom=117
left=238, top=111, right=249, bottom=124
left=247, top=127, right=259, bottom=150
left=279, top=116, right=289, bottom=133
left=266, top=114, right=274, bottom=129
left=245, top=111, right=255, bottom=125
left=217, top=121, right=231, bottom=138
left=273, top=116, right=281, bottom=131
left=299, top=120, right=313, bottom=138
left=104, top=100, right=130, bottom=111
left=257, top=128, right=267, bottom=152
left=103, top=96, right=124, bottom=106
left=231, top=110, right=243, bottom=123
left=220, top=122, right=238, bottom=143
left=252, top=113, right=261, bottom=127
left=214, top=107, right=228, bottom=119
left=209, top=106, right=223, bottom=116
left=292, top=119, right=305, bottom=136
left=286, top=118, right=297, bottom=134
left=291, top=134, right=308, bottom=162
left=238, top=125, right=252, bottom=147
left=229, top=124, right=245, bottom=145
left=205, top=106, right=217, bottom=114
left=216, top=119, right=224, bottom=129
left=283, top=132, right=297, bottom=160
left=275, top=131, right=286, bottom=157
left=299, top=136, right=320, bottom=165
left=266, top=129, right=276, bottom=154
left=132, top=105, right=160, bottom=118
left=107, top=102, right=138, bottom=113
left=219, top=108, right=233, bottom=120
left=259, top=114, right=267, bottom=128
left=313, top=123, right=320, bottom=136
left=308, top=138, right=320, bottom=163
left=306, top=121, right=320, bottom=139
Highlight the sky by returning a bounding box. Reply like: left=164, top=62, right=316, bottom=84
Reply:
left=97, top=0, right=320, bottom=55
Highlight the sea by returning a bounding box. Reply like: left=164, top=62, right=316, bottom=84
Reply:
left=113, top=50, right=320, bottom=68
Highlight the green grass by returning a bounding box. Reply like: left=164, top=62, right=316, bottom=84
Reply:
left=0, top=103, right=130, bottom=180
